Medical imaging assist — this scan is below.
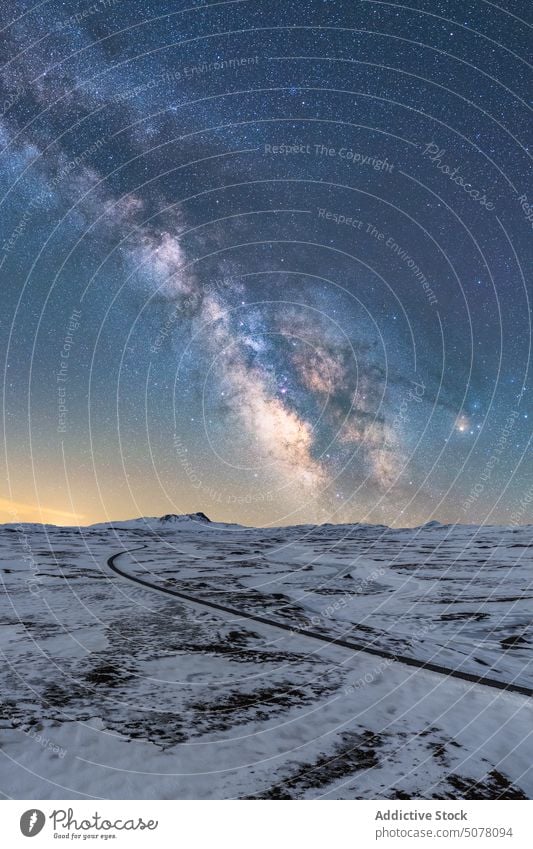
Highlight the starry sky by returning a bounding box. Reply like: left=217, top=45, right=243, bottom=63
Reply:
left=0, top=0, right=531, bottom=527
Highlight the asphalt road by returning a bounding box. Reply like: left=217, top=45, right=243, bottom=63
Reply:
left=107, top=546, right=533, bottom=698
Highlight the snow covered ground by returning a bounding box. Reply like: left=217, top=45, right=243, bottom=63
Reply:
left=0, top=515, right=531, bottom=799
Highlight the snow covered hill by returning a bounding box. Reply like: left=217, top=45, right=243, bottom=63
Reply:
left=87, top=510, right=219, bottom=531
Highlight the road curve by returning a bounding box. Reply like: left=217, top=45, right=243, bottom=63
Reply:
left=107, top=546, right=533, bottom=699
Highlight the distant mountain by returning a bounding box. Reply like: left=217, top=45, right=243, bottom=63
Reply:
left=87, top=512, right=217, bottom=531
left=159, top=512, right=211, bottom=524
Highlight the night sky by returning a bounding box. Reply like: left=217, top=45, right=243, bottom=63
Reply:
left=0, top=0, right=531, bottom=527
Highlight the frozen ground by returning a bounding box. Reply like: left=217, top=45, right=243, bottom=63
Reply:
left=0, top=514, right=531, bottom=799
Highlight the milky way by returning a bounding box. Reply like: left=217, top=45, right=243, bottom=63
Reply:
left=0, top=0, right=531, bottom=526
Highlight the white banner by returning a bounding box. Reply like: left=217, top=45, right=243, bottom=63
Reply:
left=2, top=800, right=532, bottom=848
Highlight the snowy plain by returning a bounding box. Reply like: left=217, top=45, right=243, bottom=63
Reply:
left=0, top=514, right=531, bottom=799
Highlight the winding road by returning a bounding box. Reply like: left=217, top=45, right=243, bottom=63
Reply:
left=107, top=546, right=533, bottom=698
